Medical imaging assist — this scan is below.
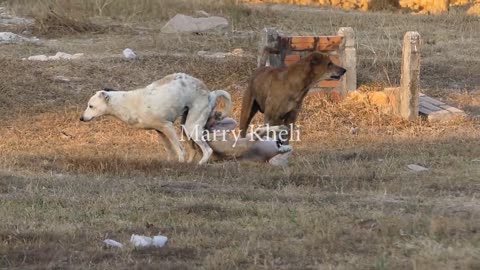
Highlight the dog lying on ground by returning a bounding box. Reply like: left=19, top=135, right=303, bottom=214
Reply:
left=187, top=113, right=293, bottom=165
left=80, top=73, right=231, bottom=164
left=239, top=51, right=346, bottom=140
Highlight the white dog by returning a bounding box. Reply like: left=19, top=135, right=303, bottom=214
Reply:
left=80, top=73, right=231, bottom=164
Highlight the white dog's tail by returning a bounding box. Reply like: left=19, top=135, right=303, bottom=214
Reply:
left=209, top=90, right=232, bottom=119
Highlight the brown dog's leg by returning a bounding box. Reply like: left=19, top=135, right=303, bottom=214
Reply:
left=283, top=110, right=300, bottom=144
left=239, top=85, right=259, bottom=137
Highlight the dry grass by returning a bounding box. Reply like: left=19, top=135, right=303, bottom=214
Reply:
left=1, top=1, right=480, bottom=269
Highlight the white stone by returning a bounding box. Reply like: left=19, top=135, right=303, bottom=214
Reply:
left=26, top=52, right=84, bottom=61
left=123, top=48, right=137, bottom=60
left=407, top=164, right=429, bottom=172
left=103, top=239, right=123, bottom=248
left=0, top=32, right=39, bottom=44
left=231, top=48, right=244, bottom=56
left=161, top=14, right=228, bottom=33
left=27, top=55, right=48, bottom=61
left=51, top=52, right=73, bottom=60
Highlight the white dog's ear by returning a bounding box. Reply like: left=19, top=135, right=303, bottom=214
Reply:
left=99, top=91, right=110, bottom=102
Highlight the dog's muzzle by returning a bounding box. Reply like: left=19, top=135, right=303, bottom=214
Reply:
left=80, top=116, right=86, bottom=122
left=330, top=68, right=347, bottom=80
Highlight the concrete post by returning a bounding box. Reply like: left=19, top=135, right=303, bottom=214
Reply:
left=257, top=27, right=281, bottom=67
left=399, top=31, right=421, bottom=121
left=337, top=27, right=357, bottom=96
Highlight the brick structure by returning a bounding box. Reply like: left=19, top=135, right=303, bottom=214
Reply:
left=258, top=27, right=357, bottom=98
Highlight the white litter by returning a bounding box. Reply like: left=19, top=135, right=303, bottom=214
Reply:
left=103, top=239, right=123, bottom=248
left=153, top=235, right=168, bottom=247
left=130, top=234, right=168, bottom=248
left=407, top=164, right=429, bottom=172
left=123, top=48, right=137, bottom=60
left=130, top=234, right=153, bottom=247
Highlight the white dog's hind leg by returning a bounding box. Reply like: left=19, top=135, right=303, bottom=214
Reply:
left=156, top=131, right=173, bottom=161
left=156, top=123, right=185, bottom=163
left=183, top=107, right=213, bottom=165
left=183, top=123, right=212, bottom=165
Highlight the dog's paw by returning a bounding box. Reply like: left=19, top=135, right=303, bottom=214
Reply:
left=278, top=145, right=293, bottom=153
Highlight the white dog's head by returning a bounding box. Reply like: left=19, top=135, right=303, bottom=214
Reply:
left=80, top=91, right=110, bottom=122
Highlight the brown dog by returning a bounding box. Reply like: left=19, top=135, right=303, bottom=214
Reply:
left=239, top=52, right=346, bottom=139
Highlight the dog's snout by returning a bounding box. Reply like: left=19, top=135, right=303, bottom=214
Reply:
left=80, top=116, right=85, bottom=122
left=337, top=67, right=347, bottom=76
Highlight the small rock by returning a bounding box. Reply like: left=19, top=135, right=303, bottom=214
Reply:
left=103, top=239, right=123, bottom=248
left=231, top=48, right=244, bottom=56
left=123, top=48, right=137, bottom=60
left=27, top=54, right=48, bottom=61
left=161, top=14, right=229, bottom=33
left=50, top=52, right=73, bottom=60
left=407, top=164, right=429, bottom=172
left=27, top=52, right=84, bottom=61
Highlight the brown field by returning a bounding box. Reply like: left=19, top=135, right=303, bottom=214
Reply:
left=1, top=0, right=480, bottom=269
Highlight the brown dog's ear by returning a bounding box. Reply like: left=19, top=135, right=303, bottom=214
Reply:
left=309, top=53, right=325, bottom=65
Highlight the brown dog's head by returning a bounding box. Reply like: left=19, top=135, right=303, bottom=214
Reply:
left=305, top=52, right=346, bottom=82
